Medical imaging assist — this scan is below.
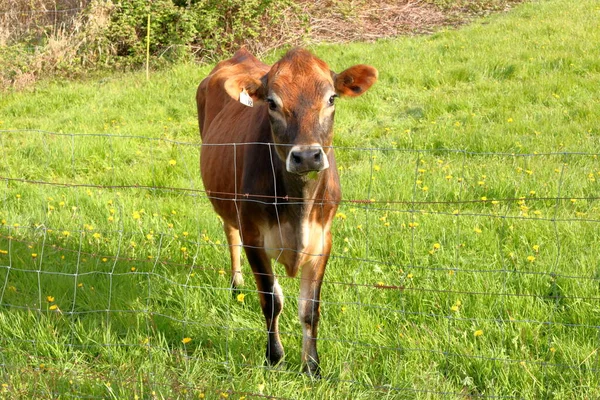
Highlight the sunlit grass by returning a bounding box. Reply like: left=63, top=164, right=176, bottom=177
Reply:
left=0, top=0, right=599, bottom=398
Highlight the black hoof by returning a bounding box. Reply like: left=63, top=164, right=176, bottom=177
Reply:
left=303, top=361, right=321, bottom=378
left=265, top=342, right=285, bottom=367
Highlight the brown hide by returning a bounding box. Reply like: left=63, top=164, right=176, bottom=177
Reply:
left=197, top=48, right=377, bottom=376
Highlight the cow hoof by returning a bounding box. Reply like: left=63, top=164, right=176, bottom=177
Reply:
left=231, top=274, right=244, bottom=290
left=230, top=277, right=244, bottom=296
left=265, top=358, right=286, bottom=371
left=265, top=343, right=285, bottom=367
left=303, top=361, right=321, bottom=379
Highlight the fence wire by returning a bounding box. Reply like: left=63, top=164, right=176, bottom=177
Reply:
left=0, top=129, right=599, bottom=398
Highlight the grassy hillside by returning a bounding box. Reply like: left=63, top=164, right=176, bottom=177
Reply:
left=0, top=0, right=599, bottom=398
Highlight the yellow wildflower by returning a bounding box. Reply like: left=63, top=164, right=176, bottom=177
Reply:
left=182, top=337, right=192, bottom=344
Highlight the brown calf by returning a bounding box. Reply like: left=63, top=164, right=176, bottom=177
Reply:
left=197, top=48, right=377, bottom=376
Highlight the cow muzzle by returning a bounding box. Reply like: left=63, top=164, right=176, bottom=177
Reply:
left=286, top=145, right=329, bottom=174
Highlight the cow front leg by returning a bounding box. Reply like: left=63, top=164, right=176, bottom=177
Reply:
left=223, top=222, right=244, bottom=289
left=245, top=246, right=285, bottom=366
left=298, top=256, right=327, bottom=377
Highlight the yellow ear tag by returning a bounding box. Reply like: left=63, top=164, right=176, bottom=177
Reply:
left=239, top=88, right=253, bottom=107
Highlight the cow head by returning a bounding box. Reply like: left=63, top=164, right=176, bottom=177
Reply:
left=224, top=48, right=378, bottom=175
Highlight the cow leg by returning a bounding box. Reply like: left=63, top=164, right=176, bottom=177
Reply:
left=224, top=222, right=244, bottom=289
left=298, top=253, right=328, bottom=377
left=245, top=246, right=285, bottom=366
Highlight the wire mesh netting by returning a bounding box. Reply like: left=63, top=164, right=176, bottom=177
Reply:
left=0, top=129, right=599, bottom=398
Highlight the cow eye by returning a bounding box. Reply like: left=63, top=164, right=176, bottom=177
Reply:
left=328, top=94, right=338, bottom=106
left=266, top=98, right=277, bottom=111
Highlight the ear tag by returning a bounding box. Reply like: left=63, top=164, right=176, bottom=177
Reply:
left=239, top=88, right=253, bottom=107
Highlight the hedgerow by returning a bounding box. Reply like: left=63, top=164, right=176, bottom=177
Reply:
left=0, top=0, right=526, bottom=89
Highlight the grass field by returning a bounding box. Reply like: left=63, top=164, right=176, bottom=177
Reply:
left=1, top=0, right=599, bottom=398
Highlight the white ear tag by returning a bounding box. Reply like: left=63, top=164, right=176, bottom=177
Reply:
left=239, top=89, right=253, bottom=107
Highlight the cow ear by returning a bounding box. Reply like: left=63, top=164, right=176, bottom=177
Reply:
left=224, top=74, right=267, bottom=103
left=334, top=65, right=378, bottom=97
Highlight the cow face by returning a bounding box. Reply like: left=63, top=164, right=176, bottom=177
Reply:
left=225, top=48, right=377, bottom=175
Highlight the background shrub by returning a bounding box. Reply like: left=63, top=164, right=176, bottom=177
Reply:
left=0, top=0, right=525, bottom=89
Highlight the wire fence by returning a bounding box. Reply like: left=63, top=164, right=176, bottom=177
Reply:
left=0, top=129, right=599, bottom=398
left=0, top=0, right=89, bottom=42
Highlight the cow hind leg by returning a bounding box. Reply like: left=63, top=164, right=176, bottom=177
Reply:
left=224, top=222, right=244, bottom=290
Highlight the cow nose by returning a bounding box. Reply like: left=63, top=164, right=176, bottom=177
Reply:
left=286, top=145, right=329, bottom=174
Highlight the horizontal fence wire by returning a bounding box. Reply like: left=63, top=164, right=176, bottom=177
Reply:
left=0, top=129, right=599, bottom=398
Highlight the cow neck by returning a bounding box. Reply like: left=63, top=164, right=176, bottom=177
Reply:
left=279, top=169, right=327, bottom=221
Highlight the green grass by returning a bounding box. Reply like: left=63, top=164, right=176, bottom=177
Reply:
left=0, top=0, right=599, bottom=398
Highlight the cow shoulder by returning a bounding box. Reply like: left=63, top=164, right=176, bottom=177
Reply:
left=197, top=49, right=269, bottom=137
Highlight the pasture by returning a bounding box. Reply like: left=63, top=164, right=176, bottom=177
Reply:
left=0, top=0, right=599, bottom=398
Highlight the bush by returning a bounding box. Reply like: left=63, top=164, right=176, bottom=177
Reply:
left=0, top=0, right=295, bottom=87
left=0, top=0, right=527, bottom=89
left=97, top=0, right=292, bottom=66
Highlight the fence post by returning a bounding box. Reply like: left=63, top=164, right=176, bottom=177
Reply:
left=146, top=13, right=151, bottom=81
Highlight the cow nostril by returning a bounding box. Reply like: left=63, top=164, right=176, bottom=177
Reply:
left=292, top=152, right=302, bottom=164
left=313, top=151, right=321, bottom=162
